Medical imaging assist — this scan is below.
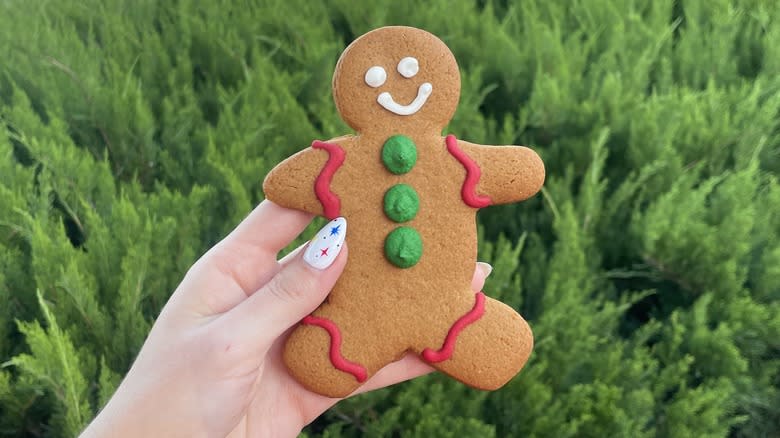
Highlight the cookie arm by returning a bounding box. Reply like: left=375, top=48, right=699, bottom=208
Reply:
left=452, top=137, right=545, bottom=205
left=262, top=146, right=330, bottom=217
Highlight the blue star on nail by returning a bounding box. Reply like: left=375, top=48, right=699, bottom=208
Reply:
left=330, top=225, right=341, bottom=236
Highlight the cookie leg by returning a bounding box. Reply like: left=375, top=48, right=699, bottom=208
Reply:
left=419, top=293, right=533, bottom=390
left=283, top=308, right=400, bottom=398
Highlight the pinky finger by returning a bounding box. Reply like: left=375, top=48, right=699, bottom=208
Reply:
left=349, top=354, right=434, bottom=397
left=352, top=261, right=493, bottom=394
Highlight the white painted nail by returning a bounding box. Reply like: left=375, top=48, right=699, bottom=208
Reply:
left=477, top=262, right=493, bottom=277
left=303, top=217, right=347, bottom=270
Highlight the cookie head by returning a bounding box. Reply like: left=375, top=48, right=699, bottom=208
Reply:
left=332, top=26, right=461, bottom=133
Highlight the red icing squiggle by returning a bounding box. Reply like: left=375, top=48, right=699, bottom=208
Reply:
left=422, top=292, right=486, bottom=363
left=302, top=315, right=368, bottom=382
left=445, top=135, right=492, bottom=208
left=312, top=140, right=346, bottom=219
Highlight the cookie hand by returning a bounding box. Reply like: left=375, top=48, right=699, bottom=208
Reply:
left=264, top=137, right=353, bottom=218
left=452, top=138, right=545, bottom=205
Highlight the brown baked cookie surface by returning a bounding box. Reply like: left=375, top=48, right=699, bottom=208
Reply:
left=263, top=26, right=544, bottom=398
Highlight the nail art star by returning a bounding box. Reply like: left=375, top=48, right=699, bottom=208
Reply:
left=330, top=225, right=341, bottom=236
left=320, top=247, right=329, bottom=257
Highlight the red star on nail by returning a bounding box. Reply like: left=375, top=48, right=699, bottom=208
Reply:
left=320, top=247, right=329, bottom=256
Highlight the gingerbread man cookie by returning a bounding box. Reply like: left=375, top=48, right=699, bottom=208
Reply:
left=263, top=26, right=545, bottom=398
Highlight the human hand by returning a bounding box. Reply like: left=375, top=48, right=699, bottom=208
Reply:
left=81, top=201, right=492, bottom=437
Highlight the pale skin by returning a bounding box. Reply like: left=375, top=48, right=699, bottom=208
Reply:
left=80, top=201, right=491, bottom=437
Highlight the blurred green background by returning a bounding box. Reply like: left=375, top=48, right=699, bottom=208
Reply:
left=1, top=0, right=779, bottom=436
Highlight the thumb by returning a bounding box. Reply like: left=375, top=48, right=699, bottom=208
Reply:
left=219, top=218, right=348, bottom=347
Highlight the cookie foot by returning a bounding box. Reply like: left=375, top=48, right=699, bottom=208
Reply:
left=418, top=295, right=533, bottom=390
left=283, top=316, right=368, bottom=398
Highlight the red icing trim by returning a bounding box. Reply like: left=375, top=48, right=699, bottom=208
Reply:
left=422, top=292, right=486, bottom=363
left=312, top=140, right=346, bottom=219
left=302, top=315, right=368, bottom=383
left=445, top=135, right=492, bottom=208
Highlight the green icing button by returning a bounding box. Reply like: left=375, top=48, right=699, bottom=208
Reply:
left=384, top=226, right=423, bottom=268
left=384, top=184, right=419, bottom=223
left=382, top=135, right=417, bottom=175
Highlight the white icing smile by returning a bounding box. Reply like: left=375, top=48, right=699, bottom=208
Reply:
left=364, top=57, right=432, bottom=116
left=377, top=82, right=432, bottom=116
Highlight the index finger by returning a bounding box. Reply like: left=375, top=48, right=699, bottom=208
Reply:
left=223, top=200, right=314, bottom=257
left=210, top=200, right=314, bottom=293
left=172, top=201, right=315, bottom=317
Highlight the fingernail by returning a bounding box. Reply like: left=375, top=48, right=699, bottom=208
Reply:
left=477, top=262, right=493, bottom=277
left=303, top=217, right=347, bottom=270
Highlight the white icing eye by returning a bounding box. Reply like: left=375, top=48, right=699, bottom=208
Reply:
left=365, top=66, right=387, bottom=88
left=397, top=57, right=419, bottom=78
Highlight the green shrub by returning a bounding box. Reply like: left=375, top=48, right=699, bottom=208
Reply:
left=1, top=0, right=778, bottom=436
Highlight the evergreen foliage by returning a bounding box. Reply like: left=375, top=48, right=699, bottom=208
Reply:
left=0, top=0, right=778, bottom=436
